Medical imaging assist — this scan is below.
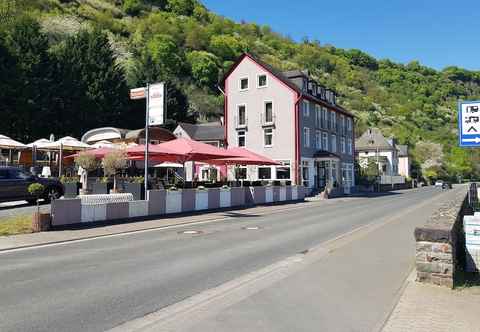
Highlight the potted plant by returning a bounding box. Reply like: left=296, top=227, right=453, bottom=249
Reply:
left=28, top=183, right=51, bottom=232
left=102, top=150, right=128, bottom=193
left=60, top=175, right=80, bottom=198
left=124, top=176, right=145, bottom=200
left=74, top=152, right=99, bottom=195
left=93, top=176, right=111, bottom=194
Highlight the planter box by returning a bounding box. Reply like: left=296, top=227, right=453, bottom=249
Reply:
left=63, top=182, right=79, bottom=198
left=124, top=182, right=144, bottom=200
left=220, top=189, right=231, bottom=208
left=92, top=182, right=111, bottom=195
left=32, top=212, right=51, bottom=232
left=195, top=190, right=209, bottom=211
left=166, top=191, right=182, bottom=214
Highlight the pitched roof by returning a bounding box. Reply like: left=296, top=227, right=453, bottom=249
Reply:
left=221, top=53, right=353, bottom=117
left=355, top=128, right=395, bottom=151
left=176, top=122, right=225, bottom=141
left=396, top=144, right=408, bottom=157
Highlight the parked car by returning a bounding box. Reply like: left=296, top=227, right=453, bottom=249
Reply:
left=0, top=166, right=64, bottom=204
left=434, top=180, right=444, bottom=187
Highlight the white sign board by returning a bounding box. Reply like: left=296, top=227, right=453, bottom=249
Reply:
left=148, top=83, right=165, bottom=125
left=459, top=100, right=480, bottom=147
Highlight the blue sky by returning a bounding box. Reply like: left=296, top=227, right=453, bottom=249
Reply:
left=202, top=0, right=480, bottom=71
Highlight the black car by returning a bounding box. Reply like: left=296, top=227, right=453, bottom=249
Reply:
left=0, top=166, right=64, bottom=204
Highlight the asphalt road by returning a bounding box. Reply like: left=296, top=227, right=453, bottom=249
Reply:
left=0, top=200, right=50, bottom=219
left=0, top=187, right=460, bottom=332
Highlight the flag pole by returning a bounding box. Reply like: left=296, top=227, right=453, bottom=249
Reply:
left=145, top=83, right=150, bottom=196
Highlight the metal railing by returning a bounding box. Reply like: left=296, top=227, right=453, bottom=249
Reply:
left=468, top=182, right=479, bottom=211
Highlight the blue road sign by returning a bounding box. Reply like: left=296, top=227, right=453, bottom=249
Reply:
left=459, top=100, right=480, bottom=147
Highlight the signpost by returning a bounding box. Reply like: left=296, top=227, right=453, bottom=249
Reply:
left=130, top=83, right=166, bottom=195
left=459, top=100, right=480, bottom=147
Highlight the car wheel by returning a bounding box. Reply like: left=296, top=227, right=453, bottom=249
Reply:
left=44, top=187, right=62, bottom=203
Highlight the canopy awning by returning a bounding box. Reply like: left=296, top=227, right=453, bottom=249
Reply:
left=0, top=135, right=27, bottom=149
left=313, top=150, right=341, bottom=160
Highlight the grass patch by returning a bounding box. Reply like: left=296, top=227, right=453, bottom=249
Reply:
left=0, top=214, right=33, bottom=236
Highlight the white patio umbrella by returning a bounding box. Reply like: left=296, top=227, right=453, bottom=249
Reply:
left=0, top=135, right=27, bottom=149
left=27, top=138, right=52, bottom=149
left=41, top=136, right=92, bottom=176
left=27, top=138, right=53, bottom=166
left=90, top=140, right=117, bottom=149
left=42, top=136, right=92, bottom=151
left=0, top=135, right=27, bottom=165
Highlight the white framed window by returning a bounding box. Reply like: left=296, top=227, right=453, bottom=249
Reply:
left=302, top=160, right=310, bottom=187
left=341, top=137, right=346, bottom=154
left=264, top=101, right=274, bottom=124
left=264, top=128, right=273, bottom=147
left=315, top=130, right=321, bottom=149
left=303, top=100, right=310, bottom=117
left=347, top=117, right=352, bottom=132
left=237, top=104, right=247, bottom=127
left=322, top=107, right=328, bottom=129
left=340, top=115, right=345, bottom=134
left=331, top=134, right=337, bottom=153
left=258, top=166, right=272, bottom=180
left=303, top=127, right=310, bottom=147
left=238, top=130, right=246, bottom=147
left=315, top=105, right=321, bottom=127
left=275, top=160, right=291, bottom=180
left=330, top=111, right=336, bottom=131
left=257, top=74, right=267, bottom=88
left=322, top=132, right=329, bottom=151
left=347, top=138, right=353, bottom=155
left=239, top=77, right=249, bottom=91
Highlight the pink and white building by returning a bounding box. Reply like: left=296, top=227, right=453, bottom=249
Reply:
left=222, top=53, right=355, bottom=194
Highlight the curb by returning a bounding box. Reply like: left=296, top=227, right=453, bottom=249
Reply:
left=0, top=200, right=318, bottom=253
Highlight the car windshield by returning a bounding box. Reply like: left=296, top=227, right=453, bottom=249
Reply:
left=11, top=170, right=31, bottom=180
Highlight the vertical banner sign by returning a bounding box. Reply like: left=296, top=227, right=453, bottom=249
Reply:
left=459, top=100, right=480, bottom=147
left=148, top=83, right=165, bottom=125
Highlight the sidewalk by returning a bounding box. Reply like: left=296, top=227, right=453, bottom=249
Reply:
left=382, top=273, right=480, bottom=332
left=0, top=199, right=348, bottom=252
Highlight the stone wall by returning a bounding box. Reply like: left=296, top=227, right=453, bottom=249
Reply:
left=414, top=191, right=472, bottom=288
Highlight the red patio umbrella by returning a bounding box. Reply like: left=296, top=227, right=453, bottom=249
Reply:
left=125, top=144, right=182, bottom=161
left=129, top=138, right=236, bottom=163
left=64, top=147, right=117, bottom=160
left=201, top=147, right=280, bottom=166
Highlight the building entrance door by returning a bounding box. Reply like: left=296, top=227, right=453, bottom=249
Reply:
left=316, top=161, right=327, bottom=190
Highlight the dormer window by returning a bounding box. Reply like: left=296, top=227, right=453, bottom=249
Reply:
left=258, top=74, right=267, bottom=88
left=240, top=77, right=249, bottom=91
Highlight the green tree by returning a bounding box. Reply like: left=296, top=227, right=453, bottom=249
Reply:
left=54, top=28, right=131, bottom=137
left=123, top=0, right=143, bottom=16
left=3, top=15, right=52, bottom=141
left=209, top=34, right=247, bottom=61
left=166, top=0, right=196, bottom=16
left=186, top=51, right=219, bottom=88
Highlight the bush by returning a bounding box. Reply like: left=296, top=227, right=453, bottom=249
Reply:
left=28, top=183, right=44, bottom=198
left=123, top=0, right=143, bottom=16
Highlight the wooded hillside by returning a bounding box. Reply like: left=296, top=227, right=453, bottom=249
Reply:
left=1, top=0, right=480, bottom=180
